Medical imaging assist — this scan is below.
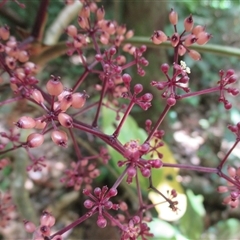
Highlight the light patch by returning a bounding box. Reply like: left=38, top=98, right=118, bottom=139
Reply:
left=148, top=183, right=187, bottom=221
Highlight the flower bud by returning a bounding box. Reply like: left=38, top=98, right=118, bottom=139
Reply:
left=46, top=75, right=63, bottom=96
left=184, top=14, right=194, bottom=32
left=196, top=32, right=212, bottom=45
left=96, top=6, right=105, bottom=20
left=0, top=25, right=10, bottom=40
left=151, top=30, right=167, bottom=44
left=169, top=9, right=178, bottom=25
left=184, top=34, right=197, bottom=46
left=27, top=133, right=44, bottom=148
left=192, top=25, right=205, bottom=37
left=72, top=92, right=87, bottom=109
left=170, top=33, right=179, bottom=47
left=66, top=25, right=77, bottom=37
left=18, top=50, right=29, bottom=62
left=58, top=113, right=73, bottom=128
left=40, top=211, right=56, bottom=227
left=125, top=30, right=134, bottom=39
left=78, top=16, right=88, bottom=29
left=31, top=89, right=44, bottom=104
left=188, top=49, right=201, bottom=61
left=80, top=4, right=90, bottom=18
left=51, top=130, right=68, bottom=147
left=60, top=94, right=73, bottom=111
left=134, top=84, right=143, bottom=94
left=15, top=116, right=36, bottom=129
left=97, top=216, right=107, bottom=228
left=167, top=97, right=176, bottom=106
left=24, top=220, right=36, bottom=233
left=178, top=44, right=186, bottom=56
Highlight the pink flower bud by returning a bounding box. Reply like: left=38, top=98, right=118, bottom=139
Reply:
left=170, top=33, right=180, bottom=47
left=46, top=75, right=63, bottom=96
left=96, top=6, right=105, bottom=20
left=196, top=32, right=212, bottom=45
left=31, top=89, right=44, bottom=104
left=151, top=30, right=167, bottom=44
left=27, top=133, right=44, bottom=148
left=125, top=30, right=134, bottom=39
left=71, top=92, right=87, bottom=109
left=188, top=49, right=201, bottom=61
left=134, top=84, right=143, bottom=94
left=15, top=116, right=36, bottom=129
left=58, top=112, right=73, bottom=128
left=18, top=50, right=29, bottom=62
left=51, top=130, right=68, bottom=147
left=167, top=97, right=176, bottom=106
left=184, top=34, right=197, bottom=46
left=80, top=4, right=90, bottom=18
left=40, top=211, right=55, bottom=227
left=60, top=94, right=73, bottom=111
left=24, top=220, right=36, bottom=233
left=184, top=14, right=194, bottom=32
left=97, top=216, right=107, bottom=228
left=192, top=25, right=205, bottom=37
left=169, top=9, right=178, bottom=25
left=66, top=25, right=77, bottom=37
left=178, top=44, right=186, bottom=56
left=0, top=25, right=10, bottom=40
left=77, top=16, right=87, bottom=29
left=227, top=166, right=236, bottom=177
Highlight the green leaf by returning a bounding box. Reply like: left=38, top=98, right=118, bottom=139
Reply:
left=178, top=190, right=205, bottom=239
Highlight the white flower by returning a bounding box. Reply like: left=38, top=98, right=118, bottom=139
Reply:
left=180, top=60, right=191, bottom=74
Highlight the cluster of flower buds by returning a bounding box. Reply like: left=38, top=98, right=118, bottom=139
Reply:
left=117, top=140, right=162, bottom=183
left=121, top=74, right=153, bottom=111
left=83, top=186, right=118, bottom=228
left=24, top=211, right=61, bottom=240
left=151, top=61, right=190, bottom=105
left=10, top=62, right=39, bottom=94
left=0, top=192, right=15, bottom=227
left=218, top=69, right=239, bottom=110
left=151, top=9, right=212, bottom=60
left=14, top=75, right=88, bottom=148
left=61, top=160, right=100, bottom=190
left=218, top=166, right=240, bottom=208
left=0, top=25, right=29, bottom=71
left=65, top=3, right=134, bottom=55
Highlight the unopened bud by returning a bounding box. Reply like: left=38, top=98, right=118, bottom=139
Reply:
left=60, top=94, right=73, bottom=111
left=196, top=32, right=212, bottom=45
left=188, top=49, right=201, bottom=61
left=96, top=6, right=105, bottom=20
left=72, top=92, right=87, bottom=109
left=46, top=75, right=63, bottom=96
left=51, top=130, right=68, bottom=147
left=169, top=9, right=178, bottom=25
left=15, top=116, right=36, bottom=129
left=184, top=14, right=194, bottom=32
left=66, top=25, right=77, bottom=37
left=151, top=30, right=167, bottom=45
left=31, top=89, right=44, bottom=104
left=58, top=113, right=73, bottom=128
left=27, top=133, right=44, bottom=148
